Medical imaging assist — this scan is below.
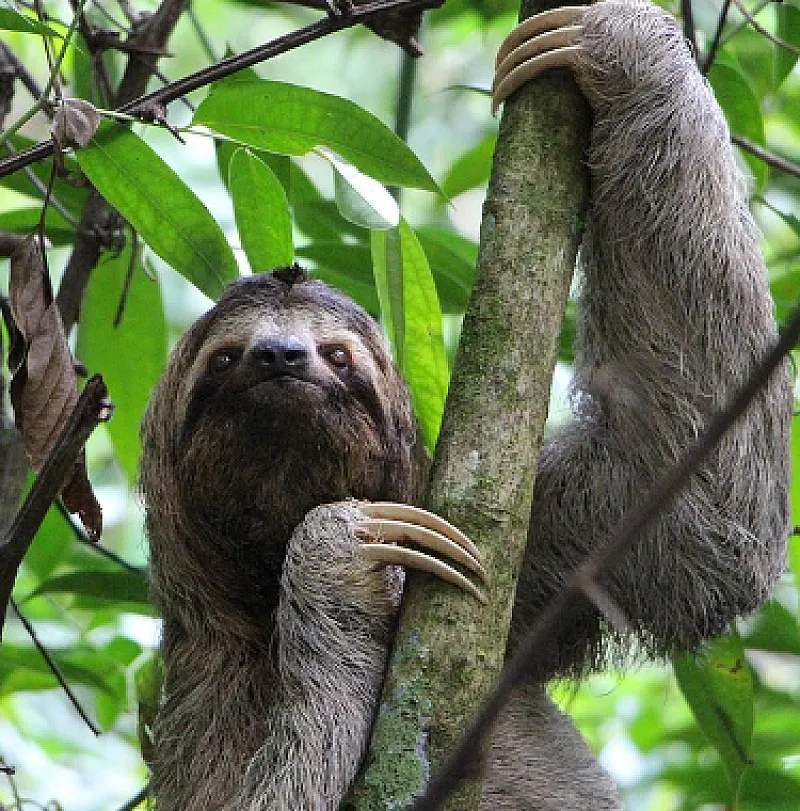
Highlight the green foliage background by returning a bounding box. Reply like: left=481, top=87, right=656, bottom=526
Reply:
left=0, top=0, right=798, bottom=808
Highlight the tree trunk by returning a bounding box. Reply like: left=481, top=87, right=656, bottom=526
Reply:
left=346, top=2, right=591, bottom=808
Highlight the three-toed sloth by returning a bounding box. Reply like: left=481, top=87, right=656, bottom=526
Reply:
left=140, top=2, right=791, bottom=809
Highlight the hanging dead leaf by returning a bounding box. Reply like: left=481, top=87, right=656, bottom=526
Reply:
left=51, top=98, right=101, bottom=150
left=7, top=235, right=103, bottom=540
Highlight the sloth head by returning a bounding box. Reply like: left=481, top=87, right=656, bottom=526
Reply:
left=141, top=267, right=422, bottom=633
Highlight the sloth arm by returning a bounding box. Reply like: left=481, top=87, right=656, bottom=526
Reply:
left=495, top=0, right=791, bottom=677
left=227, top=501, right=488, bottom=811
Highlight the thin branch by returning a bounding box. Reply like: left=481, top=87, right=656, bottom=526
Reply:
left=702, top=0, right=731, bottom=75
left=0, top=41, right=44, bottom=101
left=0, top=375, right=111, bottom=642
left=730, top=0, right=800, bottom=56
left=733, top=133, right=800, bottom=180
left=390, top=48, right=418, bottom=204
left=118, top=785, right=150, bottom=811
left=9, top=598, right=100, bottom=734
left=412, top=298, right=800, bottom=811
left=55, top=499, right=143, bottom=574
left=681, top=0, right=698, bottom=62
left=0, top=0, right=443, bottom=180
left=720, top=0, right=771, bottom=46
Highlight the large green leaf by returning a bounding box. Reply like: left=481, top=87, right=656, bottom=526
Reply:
left=415, top=226, right=476, bottom=313
left=29, top=570, right=149, bottom=606
left=0, top=8, right=62, bottom=37
left=371, top=220, right=449, bottom=449
left=193, top=79, right=439, bottom=192
left=707, top=61, right=767, bottom=188
left=776, top=5, right=800, bottom=89
left=441, top=133, right=496, bottom=200
left=77, top=243, right=167, bottom=483
left=76, top=121, right=238, bottom=300
left=229, top=148, right=293, bottom=271
left=23, top=502, right=72, bottom=580
left=673, top=633, right=754, bottom=799
left=0, top=206, right=75, bottom=245
left=0, top=645, right=111, bottom=697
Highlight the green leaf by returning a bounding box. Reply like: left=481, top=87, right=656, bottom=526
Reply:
left=415, top=226, right=476, bottom=312
left=673, top=633, right=754, bottom=798
left=0, top=646, right=112, bottom=696
left=76, top=121, right=238, bottom=300
left=229, top=148, right=293, bottom=271
left=371, top=220, right=449, bottom=449
left=322, top=149, right=399, bottom=230
left=297, top=241, right=378, bottom=314
left=0, top=8, right=62, bottom=37
left=441, top=133, right=496, bottom=199
left=371, top=227, right=405, bottom=366
left=23, top=502, right=72, bottom=580
left=740, top=767, right=800, bottom=810
left=29, top=570, right=149, bottom=606
left=77, top=242, right=167, bottom=483
left=707, top=62, right=767, bottom=188
left=0, top=206, right=75, bottom=245
left=193, top=79, right=439, bottom=192
left=776, top=6, right=800, bottom=88
left=743, top=601, right=800, bottom=655
left=0, top=135, right=88, bottom=217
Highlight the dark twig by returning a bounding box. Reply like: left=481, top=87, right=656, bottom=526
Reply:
left=55, top=499, right=142, bottom=574
left=390, top=48, right=418, bottom=203
left=733, top=133, right=800, bottom=180
left=10, top=598, right=100, bottom=734
left=0, top=0, right=443, bottom=180
left=0, top=375, right=111, bottom=643
left=681, top=0, right=698, bottom=61
left=412, top=301, right=800, bottom=811
left=55, top=0, right=191, bottom=333
left=118, top=785, right=150, bottom=811
left=703, top=0, right=731, bottom=74
left=0, top=41, right=44, bottom=101
left=730, top=0, right=800, bottom=56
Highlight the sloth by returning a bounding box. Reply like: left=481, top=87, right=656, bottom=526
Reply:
left=139, top=1, right=791, bottom=809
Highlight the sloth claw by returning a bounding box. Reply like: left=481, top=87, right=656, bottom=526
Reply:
left=357, top=503, right=489, bottom=604
left=493, top=6, right=585, bottom=115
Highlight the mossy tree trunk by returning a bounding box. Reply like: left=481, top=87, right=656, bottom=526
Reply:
left=345, top=2, right=591, bottom=808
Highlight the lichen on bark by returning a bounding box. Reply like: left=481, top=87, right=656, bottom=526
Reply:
left=345, top=2, right=591, bottom=808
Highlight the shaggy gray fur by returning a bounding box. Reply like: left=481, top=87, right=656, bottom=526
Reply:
left=510, top=0, right=791, bottom=677
left=140, top=2, right=790, bottom=809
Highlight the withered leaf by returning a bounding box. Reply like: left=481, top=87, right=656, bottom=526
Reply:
left=8, top=235, right=103, bottom=540
left=51, top=98, right=101, bottom=150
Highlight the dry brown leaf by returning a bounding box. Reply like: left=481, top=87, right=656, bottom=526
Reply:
left=8, top=235, right=103, bottom=540
left=51, top=98, right=101, bottom=150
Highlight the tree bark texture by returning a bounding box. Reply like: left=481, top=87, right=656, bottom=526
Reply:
left=347, top=1, right=591, bottom=809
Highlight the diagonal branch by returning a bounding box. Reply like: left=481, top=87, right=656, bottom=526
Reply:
left=411, top=296, right=800, bottom=811
left=0, top=0, right=443, bottom=181
left=0, top=375, right=111, bottom=643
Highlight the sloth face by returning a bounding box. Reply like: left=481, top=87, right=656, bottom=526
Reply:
left=145, top=269, right=421, bottom=546
left=180, top=295, right=393, bottom=446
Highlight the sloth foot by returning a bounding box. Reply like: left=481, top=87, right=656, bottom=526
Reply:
left=492, top=6, right=585, bottom=115
left=357, top=502, right=490, bottom=604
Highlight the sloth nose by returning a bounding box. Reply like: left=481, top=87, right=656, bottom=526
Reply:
left=250, top=336, right=310, bottom=377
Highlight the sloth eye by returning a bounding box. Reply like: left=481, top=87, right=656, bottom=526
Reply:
left=207, top=348, right=240, bottom=375
left=321, top=345, right=352, bottom=372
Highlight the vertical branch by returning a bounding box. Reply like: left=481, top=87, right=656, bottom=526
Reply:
left=391, top=49, right=418, bottom=203
left=56, top=0, right=192, bottom=333
left=347, top=0, right=590, bottom=808
left=681, top=0, right=698, bottom=60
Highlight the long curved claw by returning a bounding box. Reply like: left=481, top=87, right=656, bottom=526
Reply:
left=492, top=6, right=585, bottom=115
left=358, top=503, right=489, bottom=604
